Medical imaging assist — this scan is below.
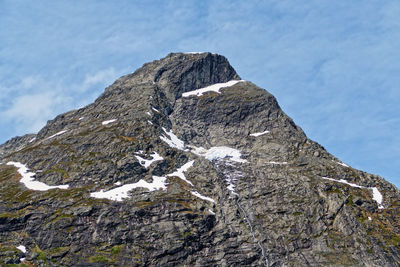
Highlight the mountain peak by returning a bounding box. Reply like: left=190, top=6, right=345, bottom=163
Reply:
left=1, top=53, right=399, bottom=266
left=105, top=52, right=240, bottom=102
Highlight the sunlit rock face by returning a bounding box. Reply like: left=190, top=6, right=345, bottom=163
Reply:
left=0, top=52, right=399, bottom=266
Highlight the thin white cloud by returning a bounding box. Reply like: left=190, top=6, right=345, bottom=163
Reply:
left=2, top=92, right=64, bottom=133
left=81, top=68, right=117, bottom=92
left=0, top=67, right=122, bottom=135
left=20, top=76, right=40, bottom=89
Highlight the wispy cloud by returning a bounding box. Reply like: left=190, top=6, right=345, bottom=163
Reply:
left=0, top=67, right=123, bottom=136
left=82, top=68, right=117, bottom=90
left=3, top=92, right=64, bottom=133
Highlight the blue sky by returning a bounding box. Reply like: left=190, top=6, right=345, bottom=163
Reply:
left=1, top=0, right=399, bottom=188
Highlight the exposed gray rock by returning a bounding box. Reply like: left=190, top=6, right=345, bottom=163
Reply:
left=0, top=52, right=399, bottom=266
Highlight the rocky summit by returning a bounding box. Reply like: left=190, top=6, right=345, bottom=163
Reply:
left=0, top=52, right=399, bottom=267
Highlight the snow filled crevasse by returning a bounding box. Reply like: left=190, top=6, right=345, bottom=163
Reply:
left=45, top=130, right=68, bottom=140
left=160, top=127, right=185, bottom=150
left=6, top=162, right=69, bottom=191
left=249, top=130, right=270, bottom=137
left=102, top=119, right=117, bottom=125
left=182, top=80, right=246, bottom=97
left=167, top=160, right=195, bottom=186
left=190, top=191, right=215, bottom=203
left=215, top=159, right=242, bottom=196
left=135, top=151, right=164, bottom=169
left=167, top=160, right=216, bottom=203
left=322, top=177, right=384, bottom=209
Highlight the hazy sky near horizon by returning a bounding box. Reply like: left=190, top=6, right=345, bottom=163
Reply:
left=1, top=1, right=399, bottom=187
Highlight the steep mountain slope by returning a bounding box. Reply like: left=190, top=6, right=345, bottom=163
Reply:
left=1, top=52, right=399, bottom=266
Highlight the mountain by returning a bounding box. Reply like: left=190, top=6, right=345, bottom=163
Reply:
left=1, top=52, right=399, bottom=266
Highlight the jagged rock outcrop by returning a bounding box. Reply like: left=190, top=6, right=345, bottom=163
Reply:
left=1, top=52, right=399, bottom=266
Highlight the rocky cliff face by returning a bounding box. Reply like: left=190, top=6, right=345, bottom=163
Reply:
left=1, top=52, right=399, bottom=266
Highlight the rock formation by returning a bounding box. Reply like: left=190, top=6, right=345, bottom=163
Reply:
left=1, top=52, right=399, bottom=266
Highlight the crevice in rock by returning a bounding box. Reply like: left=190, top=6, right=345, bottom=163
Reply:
left=215, top=160, right=270, bottom=267
left=236, top=194, right=269, bottom=267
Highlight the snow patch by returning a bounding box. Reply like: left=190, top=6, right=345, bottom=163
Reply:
left=322, top=177, right=384, bottom=209
left=91, top=160, right=194, bottom=202
left=135, top=152, right=163, bottom=169
left=152, top=107, right=160, bottom=113
left=46, top=130, right=68, bottom=140
left=226, top=183, right=237, bottom=194
left=79, top=117, right=84, bottom=120
left=215, top=160, right=242, bottom=196
left=90, top=176, right=167, bottom=201
left=160, top=127, right=185, bottom=150
left=16, top=245, right=26, bottom=253
left=368, top=216, right=372, bottom=221
left=182, top=80, right=245, bottom=97
left=249, top=130, right=270, bottom=137
left=29, top=137, right=36, bottom=143
left=191, top=191, right=215, bottom=203
left=102, top=119, right=117, bottom=125
left=147, top=120, right=153, bottom=125
left=190, top=146, right=247, bottom=163
left=184, top=52, right=207, bottom=54
left=322, top=177, right=363, bottom=188
left=146, top=112, right=151, bottom=116
left=208, top=209, right=215, bottom=215
left=7, top=162, right=69, bottom=191
left=372, top=187, right=384, bottom=209
left=167, top=160, right=194, bottom=186
left=334, top=161, right=349, bottom=167
left=114, top=181, right=121, bottom=186
left=266, top=161, right=288, bottom=165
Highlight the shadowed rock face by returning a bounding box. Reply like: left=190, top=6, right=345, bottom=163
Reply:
left=1, top=53, right=399, bottom=266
